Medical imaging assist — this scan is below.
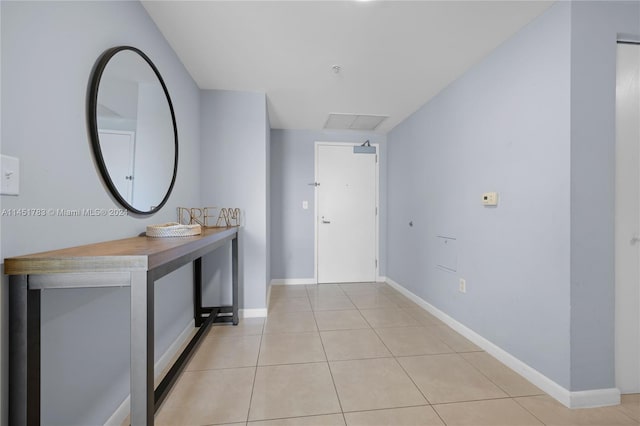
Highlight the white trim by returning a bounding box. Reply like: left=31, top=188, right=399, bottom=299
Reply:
left=266, top=282, right=272, bottom=311
left=240, top=308, right=267, bottom=318
left=377, top=275, right=387, bottom=283
left=154, top=321, right=195, bottom=378
left=570, top=389, right=621, bottom=408
left=105, top=394, right=129, bottom=425
left=614, top=41, right=640, bottom=394
left=104, top=319, right=195, bottom=426
left=314, top=142, right=319, bottom=282
left=314, top=141, right=380, bottom=283
left=385, top=277, right=621, bottom=409
left=269, top=278, right=316, bottom=285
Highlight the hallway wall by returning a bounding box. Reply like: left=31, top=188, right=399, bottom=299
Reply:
left=387, top=1, right=572, bottom=389
left=1, top=1, right=202, bottom=424
left=387, top=0, right=640, bottom=398
left=200, top=90, right=270, bottom=311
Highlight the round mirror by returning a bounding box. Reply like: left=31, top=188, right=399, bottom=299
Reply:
left=88, top=46, right=178, bottom=215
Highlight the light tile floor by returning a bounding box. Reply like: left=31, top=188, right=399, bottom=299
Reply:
left=155, top=283, right=640, bottom=426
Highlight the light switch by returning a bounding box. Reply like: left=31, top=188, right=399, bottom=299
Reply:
left=1, top=155, right=19, bottom=196
left=482, top=192, right=498, bottom=206
left=302, top=200, right=309, bottom=210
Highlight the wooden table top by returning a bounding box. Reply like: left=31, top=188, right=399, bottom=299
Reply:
left=4, top=227, right=239, bottom=275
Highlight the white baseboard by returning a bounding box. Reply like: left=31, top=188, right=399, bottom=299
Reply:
left=104, top=388, right=129, bottom=425
left=270, top=278, right=316, bottom=285
left=570, top=388, right=621, bottom=408
left=266, top=283, right=272, bottom=312
left=154, top=321, right=196, bottom=378
left=104, top=319, right=195, bottom=426
left=241, top=308, right=267, bottom=318
left=385, top=277, right=620, bottom=409
left=270, top=278, right=388, bottom=286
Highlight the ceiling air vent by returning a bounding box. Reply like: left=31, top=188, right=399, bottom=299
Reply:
left=324, top=113, right=387, bottom=131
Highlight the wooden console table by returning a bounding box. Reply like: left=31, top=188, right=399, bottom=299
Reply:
left=6, top=226, right=239, bottom=426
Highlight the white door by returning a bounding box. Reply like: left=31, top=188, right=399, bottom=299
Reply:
left=615, top=42, right=640, bottom=394
left=98, top=130, right=135, bottom=204
left=316, top=143, right=378, bottom=283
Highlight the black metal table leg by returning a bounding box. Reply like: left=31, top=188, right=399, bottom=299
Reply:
left=232, top=236, right=239, bottom=325
left=9, top=274, right=41, bottom=426
left=193, top=257, right=203, bottom=327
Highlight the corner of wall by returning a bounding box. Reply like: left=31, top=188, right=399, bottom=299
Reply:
left=199, top=89, right=270, bottom=311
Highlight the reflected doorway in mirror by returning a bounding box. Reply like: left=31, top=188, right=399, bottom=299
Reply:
left=97, top=130, right=135, bottom=204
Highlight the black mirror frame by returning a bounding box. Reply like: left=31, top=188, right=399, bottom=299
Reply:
left=87, top=45, right=178, bottom=216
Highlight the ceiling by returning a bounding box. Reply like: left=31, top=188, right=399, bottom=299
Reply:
left=142, top=1, right=554, bottom=133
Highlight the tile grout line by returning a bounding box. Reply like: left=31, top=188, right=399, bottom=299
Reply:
left=336, top=289, right=447, bottom=423
left=181, top=287, right=635, bottom=425
left=350, top=284, right=450, bottom=424
left=618, top=406, right=640, bottom=423
left=386, top=339, right=449, bottom=425
left=266, top=285, right=552, bottom=424
left=611, top=397, right=640, bottom=423
left=369, top=321, right=401, bottom=360
left=311, top=289, right=349, bottom=425
left=341, top=402, right=435, bottom=414
left=450, top=352, right=513, bottom=399
left=367, top=325, right=447, bottom=422
left=247, top=412, right=344, bottom=425
left=244, top=316, right=266, bottom=424
left=432, top=395, right=537, bottom=406
left=510, top=396, right=550, bottom=426
left=364, top=292, right=451, bottom=426
left=383, top=308, right=539, bottom=422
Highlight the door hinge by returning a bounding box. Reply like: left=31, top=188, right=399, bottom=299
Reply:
left=375, top=207, right=378, bottom=216
left=375, top=154, right=378, bottom=163
left=375, top=259, right=378, bottom=268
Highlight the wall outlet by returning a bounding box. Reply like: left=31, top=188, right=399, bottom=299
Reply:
left=302, top=200, right=309, bottom=210
left=459, top=278, right=466, bottom=293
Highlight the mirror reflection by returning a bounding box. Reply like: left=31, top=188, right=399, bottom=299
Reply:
left=90, top=46, right=177, bottom=215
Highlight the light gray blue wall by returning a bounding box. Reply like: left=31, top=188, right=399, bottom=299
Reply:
left=270, top=129, right=387, bottom=281
left=569, top=0, right=640, bottom=391
left=200, top=90, right=269, bottom=310
left=387, top=2, right=572, bottom=388
left=1, top=1, right=201, bottom=424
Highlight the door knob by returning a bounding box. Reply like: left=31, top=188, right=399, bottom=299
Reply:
left=321, top=216, right=331, bottom=224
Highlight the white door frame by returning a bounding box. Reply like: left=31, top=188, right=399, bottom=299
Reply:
left=314, top=141, right=380, bottom=284
left=614, top=41, right=640, bottom=394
